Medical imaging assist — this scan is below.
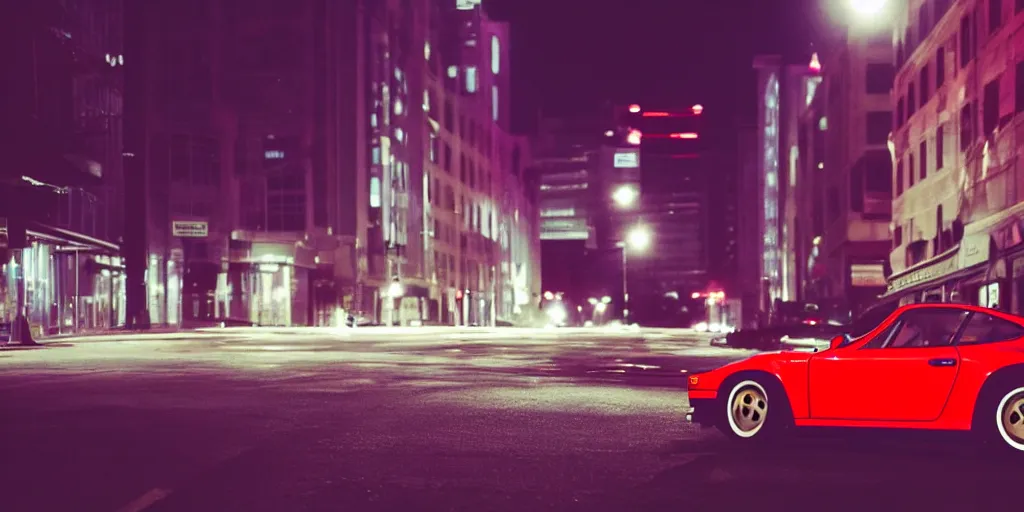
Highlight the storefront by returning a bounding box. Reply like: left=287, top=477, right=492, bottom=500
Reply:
left=1, top=224, right=124, bottom=337
left=987, top=213, right=1024, bottom=314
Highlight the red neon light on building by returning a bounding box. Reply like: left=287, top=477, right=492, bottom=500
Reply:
left=642, top=112, right=669, bottom=117
left=669, top=132, right=699, bottom=139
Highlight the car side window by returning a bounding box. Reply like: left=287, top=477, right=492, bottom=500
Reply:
left=862, top=309, right=967, bottom=349
left=957, top=313, right=1024, bottom=345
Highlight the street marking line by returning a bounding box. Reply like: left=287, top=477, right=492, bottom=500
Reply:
left=116, top=487, right=172, bottom=512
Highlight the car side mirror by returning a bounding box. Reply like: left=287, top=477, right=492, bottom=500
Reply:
left=829, top=335, right=845, bottom=350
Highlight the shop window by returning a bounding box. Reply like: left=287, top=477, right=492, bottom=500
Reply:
left=977, top=281, right=1002, bottom=309
left=958, top=312, right=1024, bottom=344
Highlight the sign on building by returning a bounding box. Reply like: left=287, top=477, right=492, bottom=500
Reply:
left=172, top=220, right=209, bottom=238
left=613, top=151, right=639, bottom=168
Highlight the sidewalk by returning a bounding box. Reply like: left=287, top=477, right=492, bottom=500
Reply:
left=39, top=327, right=185, bottom=341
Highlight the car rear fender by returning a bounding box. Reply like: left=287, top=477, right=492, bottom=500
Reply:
left=972, top=363, right=1024, bottom=429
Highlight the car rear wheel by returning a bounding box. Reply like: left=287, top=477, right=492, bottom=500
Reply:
left=720, top=378, right=790, bottom=441
left=993, top=386, right=1024, bottom=453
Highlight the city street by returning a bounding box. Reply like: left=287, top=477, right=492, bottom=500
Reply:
left=0, top=328, right=1019, bottom=511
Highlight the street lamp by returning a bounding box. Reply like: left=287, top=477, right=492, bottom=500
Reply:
left=849, top=0, right=886, bottom=16
left=627, top=225, right=651, bottom=251
left=612, top=184, right=638, bottom=208
left=617, top=224, right=652, bottom=324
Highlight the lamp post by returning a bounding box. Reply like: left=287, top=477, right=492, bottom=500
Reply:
left=617, top=225, right=652, bottom=324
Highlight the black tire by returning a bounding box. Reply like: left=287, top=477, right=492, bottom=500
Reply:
left=975, top=383, right=1024, bottom=455
left=717, top=376, right=792, bottom=442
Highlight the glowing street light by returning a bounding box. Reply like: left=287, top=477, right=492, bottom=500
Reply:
left=627, top=225, right=652, bottom=251
left=617, top=225, right=652, bottom=325
left=849, top=0, right=886, bottom=16
left=612, top=184, right=638, bottom=208
left=628, top=104, right=641, bottom=113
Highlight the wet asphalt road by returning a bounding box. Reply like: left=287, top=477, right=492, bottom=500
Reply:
left=0, top=327, right=1022, bottom=511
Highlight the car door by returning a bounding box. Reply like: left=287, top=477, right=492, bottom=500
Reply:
left=808, top=307, right=969, bottom=422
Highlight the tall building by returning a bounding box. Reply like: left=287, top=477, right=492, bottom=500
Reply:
left=620, top=103, right=709, bottom=326
left=883, top=0, right=1024, bottom=312
left=532, top=111, right=612, bottom=307
left=124, top=0, right=540, bottom=328
left=2, top=0, right=125, bottom=342
left=810, top=20, right=894, bottom=316
left=751, top=54, right=825, bottom=322
left=736, top=124, right=762, bottom=326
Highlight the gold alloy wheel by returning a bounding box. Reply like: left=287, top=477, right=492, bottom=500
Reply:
left=731, top=386, right=768, bottom=433
left=1000, top=393, right=1024, bottom=443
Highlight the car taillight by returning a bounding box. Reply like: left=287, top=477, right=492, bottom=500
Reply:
left=802, top=319, right=818, bottom=325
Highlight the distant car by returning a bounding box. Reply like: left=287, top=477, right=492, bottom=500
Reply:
left=714, top=323, right=844, bottom=351
left=714, top=302, right=899, bottom=352
left=686, top=303, right=1024, bottom=453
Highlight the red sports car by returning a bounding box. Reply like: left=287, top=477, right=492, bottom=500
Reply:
left=686, top=303, right=1024, bottom=453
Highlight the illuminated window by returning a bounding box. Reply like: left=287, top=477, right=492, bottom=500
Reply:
left=372, top=147, right=380, bottom=164
left=370, top=177, right=381, bottom=207
left=466, top=66, right=478, bottom=93
left=491, top=86, right=499, bottom=121
left=423, top=89, right=430, bottom=112
left=491, top=36, right=500, bottom=74
left=447, top=66, right=458, bottom=78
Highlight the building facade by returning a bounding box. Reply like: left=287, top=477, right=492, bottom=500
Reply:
left=751, top=55, right=825, bottom=324
left=125, top=0, right=540, bottom=328
left=802, top=18, right=896, bottom=316
left=883, top=0, right=1023, bottom=313
left=619, top=104, right=709, bottom=326
left=2, top=0, right=126, bottom=342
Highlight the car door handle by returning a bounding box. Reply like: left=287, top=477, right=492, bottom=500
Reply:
left=928, top=358, right=957, bottom=367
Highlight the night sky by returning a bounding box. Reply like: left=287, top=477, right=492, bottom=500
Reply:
left=487, top=0, right=824, bottom=139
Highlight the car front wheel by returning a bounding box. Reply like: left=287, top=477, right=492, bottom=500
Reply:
left=720, top=378, right=790, bottom=441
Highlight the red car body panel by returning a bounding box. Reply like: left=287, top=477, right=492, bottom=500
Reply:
left=687, top=303, right=1024, bottom=432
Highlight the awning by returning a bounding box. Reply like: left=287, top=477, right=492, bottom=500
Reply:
left=878, top=262, right=986, bottom=301
left=29, top=222, right=119, bottom=252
